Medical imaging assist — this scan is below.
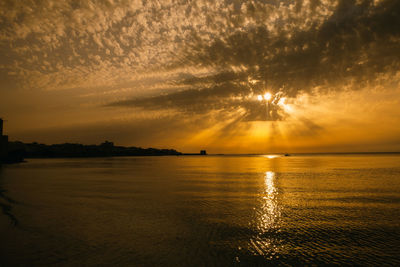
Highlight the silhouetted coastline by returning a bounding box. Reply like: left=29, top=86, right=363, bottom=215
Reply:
left=6, top=141, right=182, bottom=159
left=0, top=119, right=182, bottom=162
left=0, top=119, right=210, bottom=163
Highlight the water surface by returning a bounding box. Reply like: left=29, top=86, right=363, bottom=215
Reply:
left=1, top=155, right=400, bottom=266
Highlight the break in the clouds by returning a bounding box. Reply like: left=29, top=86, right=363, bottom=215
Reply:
left=1, top=0, right=399, bottom=122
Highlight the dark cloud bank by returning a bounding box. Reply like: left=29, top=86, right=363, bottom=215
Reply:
left=110, top=0, right=400, bottom=121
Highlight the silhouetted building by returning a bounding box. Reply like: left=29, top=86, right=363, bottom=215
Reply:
left=101, top=141, right=114, bottom=148
left=0, top=118, right=9, bottom=160
left=200, top=150, right=207, bottom=155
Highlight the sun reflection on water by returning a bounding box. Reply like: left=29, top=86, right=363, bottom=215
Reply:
left=260, top=171, right=280, bottom=229
left=263, top=155, right=280, bottom=159
left=248, top=170, right=282, bottom=259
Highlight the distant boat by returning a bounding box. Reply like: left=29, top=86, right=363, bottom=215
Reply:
left=284, top=153, right=290, bottom=157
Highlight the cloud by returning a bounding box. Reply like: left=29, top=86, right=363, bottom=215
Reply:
left=107, top=0, right=400, bottom=121
left=1, top=0, right=399, bottom=123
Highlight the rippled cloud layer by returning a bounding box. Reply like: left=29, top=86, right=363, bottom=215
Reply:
left=2, top=1, right=399, bottom=119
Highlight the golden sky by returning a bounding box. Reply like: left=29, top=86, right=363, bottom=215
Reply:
left=1, top=0, right=399, bottom=153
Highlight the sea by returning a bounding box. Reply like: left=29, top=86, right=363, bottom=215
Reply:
left=1, top=154, right=400, bottom=266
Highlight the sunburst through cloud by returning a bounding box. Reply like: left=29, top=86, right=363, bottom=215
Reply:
left=1, top=0, right=400, bottom=153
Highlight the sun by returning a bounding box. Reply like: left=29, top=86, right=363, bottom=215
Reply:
left=264, top=92, right=272, bottom=101
left=257, top=92, right=273, bottom=101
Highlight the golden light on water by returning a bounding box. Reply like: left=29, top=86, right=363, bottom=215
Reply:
left=249, top=170, right=281, bottom=257
left=264, top=155, right=280, bottom=159
left=258, top=170, right=280, bottom=230
left=263, top=171, right=279, bottom=226
left=257, top=95, right=263, bottom=101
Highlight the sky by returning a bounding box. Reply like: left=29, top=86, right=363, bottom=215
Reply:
left=1, top=0, right=400, bottom=153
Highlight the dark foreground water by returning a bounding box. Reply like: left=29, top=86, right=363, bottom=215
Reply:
left=1, top=155, right=400, bottom=266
